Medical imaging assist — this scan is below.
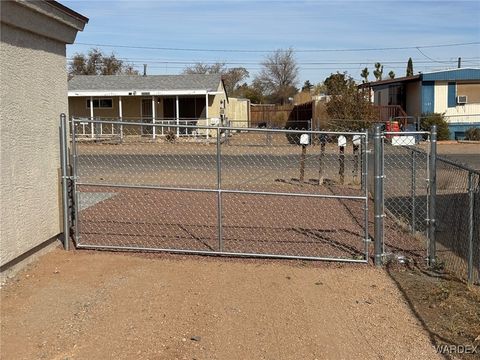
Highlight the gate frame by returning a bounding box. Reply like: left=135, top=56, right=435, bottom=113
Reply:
left=372, top=125, right=437, bottom=266
left=64, top=117, right=371, bottom=263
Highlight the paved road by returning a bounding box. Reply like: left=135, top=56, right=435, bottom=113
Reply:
left=438, top=154, right=480, bottom=170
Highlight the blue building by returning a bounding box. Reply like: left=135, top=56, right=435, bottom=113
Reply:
left=364, top=68, right=480, bottom=139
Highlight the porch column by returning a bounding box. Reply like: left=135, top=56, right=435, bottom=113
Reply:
left=205, top=93, right=209, bottom=140
left=176, top=95, right=180, bottom=137
left=89, top=96, right=94, bottom=138
left=152, top=96, right=156, bottom=139
left=118, top=96, right=123, bottom=139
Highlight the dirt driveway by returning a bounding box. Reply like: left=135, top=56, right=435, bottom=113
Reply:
left=0, top=248, right=442, bottom=360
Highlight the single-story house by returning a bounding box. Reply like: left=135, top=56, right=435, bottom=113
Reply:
left=1, top=0, right=87, bottom=278
left=361, top=68, right=480, bottom=139
left=68, top=74, right=250, bottom=138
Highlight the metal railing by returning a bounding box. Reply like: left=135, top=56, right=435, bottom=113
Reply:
left=72, top=117, right=225, bottom=140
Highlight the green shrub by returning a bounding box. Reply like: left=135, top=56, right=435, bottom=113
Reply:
left=420, top=113, right=450, bottom=140
left=465, top=127, right=480, bottom=141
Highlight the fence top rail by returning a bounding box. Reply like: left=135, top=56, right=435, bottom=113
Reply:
left=384, top=131, right=430, bottom=135
left=437, top=155, right=480, bottom=175
left=71, top=118, right=368, bottom=136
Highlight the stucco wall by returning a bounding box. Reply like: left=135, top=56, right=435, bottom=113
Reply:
left=0, top=23, right=67, bottom=266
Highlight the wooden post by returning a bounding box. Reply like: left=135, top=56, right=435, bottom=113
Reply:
left=353, top=144, right=359, bottom=183
left=337, top=135, right=347, bottom=185
left=300, top=144, right=306, bottom=182
left=339, top=146, right=345, bottom=185
left=318, top=135, right=326, bottom=185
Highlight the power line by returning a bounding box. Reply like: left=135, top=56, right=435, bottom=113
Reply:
left=72, top=41, right=480, bottom=53
left=66, top=58, right=477, bottom=66
left=415, top=47, right=458, bottom=64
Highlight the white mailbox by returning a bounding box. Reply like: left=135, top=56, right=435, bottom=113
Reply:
left=352, top=135, right=361, bottom=146
left=300, top=134, right=310, bottom=145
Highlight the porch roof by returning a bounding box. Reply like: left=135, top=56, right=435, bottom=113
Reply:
left=68, top=74, right=223, bottom=97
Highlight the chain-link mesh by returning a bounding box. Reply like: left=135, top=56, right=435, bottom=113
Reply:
left=71, top=118, right=369, bottom=261
left=435, top=159, right=480, bottom=284
left=377, top=130, right=479, bottom=284
left=382, top=134, right=430, bottom=264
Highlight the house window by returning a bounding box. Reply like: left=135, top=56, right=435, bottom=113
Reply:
left=86, top=98, right=113, bottom=109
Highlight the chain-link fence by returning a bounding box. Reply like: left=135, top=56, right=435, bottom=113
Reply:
left=60, top=117, right=479, bottom=284
left=371, top=126, right=479, bottom=285
left=69, top=118, right=370, bottom=262
left=435, top=157, right=480, bottom=284
left=381, top=132, right=430, bottom=264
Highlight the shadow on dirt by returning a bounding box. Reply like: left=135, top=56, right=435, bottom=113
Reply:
left=386, top=261, right=480, bottom=360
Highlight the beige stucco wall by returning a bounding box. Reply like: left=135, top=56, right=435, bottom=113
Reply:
left=0, top=23, right=68, bottom=266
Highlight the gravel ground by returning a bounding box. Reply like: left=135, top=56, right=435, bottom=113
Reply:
left=1, top=249, right=442, bottom=360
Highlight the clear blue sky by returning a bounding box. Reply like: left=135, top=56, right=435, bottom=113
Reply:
left=64, top=0, right=480, bottom=86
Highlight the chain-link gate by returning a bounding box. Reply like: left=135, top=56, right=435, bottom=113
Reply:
left=66, top=117, right=370, bottom=262
left=379, top=129, right=433, bottom=264
left=59, top=117, right=479, bottom=282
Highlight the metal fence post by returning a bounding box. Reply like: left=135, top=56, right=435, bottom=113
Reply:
left=363, top=132, right=370, bottom=260
left=428, top=125, right=437, bottom=266
left=411, top=150, right=416, bottom=234
left=373, top=124, right=384, bottom=266
left=60, top=113, right=69, bottom=250
left=216, top=127, right=223, bottom=252
left=467, top=171, right=474, bottom=285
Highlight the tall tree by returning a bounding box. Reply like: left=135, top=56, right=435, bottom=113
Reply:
left=388, top=70, right=395, bottom=79
left=313, top=82, right=327, bottom=95
left=373, top=62, right=383, bottom=81
left=68, top=48, right=138, bottom=77
left=406, top=57, right=414, bottom=77
left=183, top=62, right=226, bottom=75
left=182, top=62, right=249, bottom=95
left=360, top=67, right=369, bottom=83
left=254, top=48, right=299, bottom=104
left=301, top=80, right=313, bottom=92
left=323, top=72, right=375, bottom=130
left=234, top=81, right=265, bottom=104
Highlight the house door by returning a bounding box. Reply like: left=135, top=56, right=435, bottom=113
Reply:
left=141, top=98, right=153, bottom=135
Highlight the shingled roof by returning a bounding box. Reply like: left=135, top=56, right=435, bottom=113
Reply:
left=68, top=74, right=223, bottom=92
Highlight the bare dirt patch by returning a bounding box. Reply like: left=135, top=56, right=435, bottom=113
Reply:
left=1, top=249, right=441, bottom=360
left=387, top=263, right=480, bottom=359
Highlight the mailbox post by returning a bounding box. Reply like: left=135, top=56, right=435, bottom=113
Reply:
left=352, top=134, right=361, bottom=184
left=299, top=134, right=309, bottom=182
left=338, top=135, right=346, bottom=184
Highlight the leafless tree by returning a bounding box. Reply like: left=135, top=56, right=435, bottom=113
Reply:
left=254, top=48, right=299, bottom=104
left=68, top=48, right=138, bottom=77
left=182, top=62, right=249, bottom=95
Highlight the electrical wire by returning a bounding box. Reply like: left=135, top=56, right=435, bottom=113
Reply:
left=72, top=41, right=480, bottom=53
